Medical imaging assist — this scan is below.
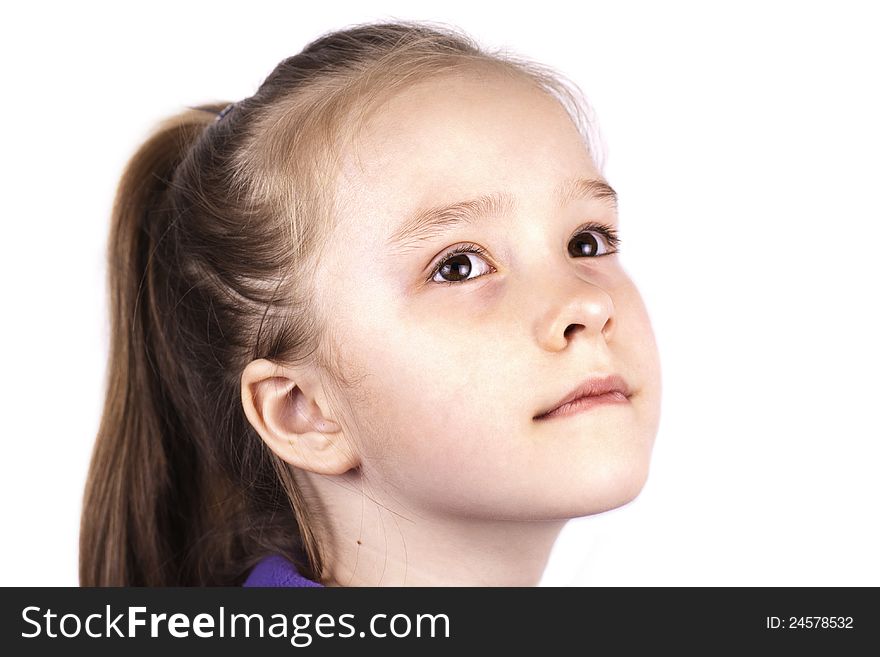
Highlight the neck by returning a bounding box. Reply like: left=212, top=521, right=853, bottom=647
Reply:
left=299, top=468, right=566, bottom=587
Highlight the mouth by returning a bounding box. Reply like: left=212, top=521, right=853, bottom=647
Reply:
left=533, top=373, right=632, bottom=421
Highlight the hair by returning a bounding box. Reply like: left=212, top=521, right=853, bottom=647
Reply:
left=79, top=18, right=606, bottom=586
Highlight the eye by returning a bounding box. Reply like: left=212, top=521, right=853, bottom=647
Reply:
left=426, top=222, right=621, bottom=287
left=568, top=222, right=621, bottom=257
left=428, top=242, right=495, bottom=286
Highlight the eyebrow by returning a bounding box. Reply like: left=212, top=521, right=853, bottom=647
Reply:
left=387, top=177, right=618, bottom=253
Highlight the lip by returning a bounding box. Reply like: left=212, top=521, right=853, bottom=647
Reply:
left=533, top=374, right=632, bottom=421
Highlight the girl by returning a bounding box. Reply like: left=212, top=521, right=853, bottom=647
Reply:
left=80, top=19, right=662, bottom=587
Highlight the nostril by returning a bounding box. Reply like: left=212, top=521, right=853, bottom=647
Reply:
left=564, top=323, right=585, bottom=339
left=603, top=315, right=614, bottom=337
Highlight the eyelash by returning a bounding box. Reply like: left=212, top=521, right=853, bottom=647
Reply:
left=426, top=221, right=622, bottom=286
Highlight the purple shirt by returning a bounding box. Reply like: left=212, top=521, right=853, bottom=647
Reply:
left=242, top=554, right=324, bottom=587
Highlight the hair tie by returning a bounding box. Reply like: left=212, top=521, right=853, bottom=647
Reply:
left=216, top=102, right=236, bottom=122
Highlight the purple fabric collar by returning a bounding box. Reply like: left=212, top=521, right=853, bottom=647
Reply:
left=242, top=554, right=324, bottom=587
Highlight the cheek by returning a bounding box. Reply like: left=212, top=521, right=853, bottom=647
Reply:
left=613, top=282, right=663, bottom=440
left=603, top=275, right=657, bottom=366
left=338, top=328, right=517, bottom=502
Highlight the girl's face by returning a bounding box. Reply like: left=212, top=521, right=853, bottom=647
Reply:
left=315, top=69, right=661, bottom=521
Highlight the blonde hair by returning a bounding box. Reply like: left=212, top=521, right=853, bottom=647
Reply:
left=80, top=18, right=605, bottom=585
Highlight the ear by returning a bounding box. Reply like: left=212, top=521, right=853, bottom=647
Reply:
left=240, top=358, right=358, bottom=475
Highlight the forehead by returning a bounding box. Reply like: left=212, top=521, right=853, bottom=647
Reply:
left=333, top=70, right=598, bottom=230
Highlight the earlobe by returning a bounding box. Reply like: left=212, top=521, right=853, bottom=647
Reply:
left=240, top=358, right=357, bottom=475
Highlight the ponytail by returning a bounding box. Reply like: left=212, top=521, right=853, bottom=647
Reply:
left=80, top=108, right=264, bottom=585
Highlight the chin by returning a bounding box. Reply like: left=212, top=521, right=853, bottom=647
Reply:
left=564, top=458, right=652, bottom=518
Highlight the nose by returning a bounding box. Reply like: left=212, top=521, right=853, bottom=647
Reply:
left=535, top=278, right=615, bottom=352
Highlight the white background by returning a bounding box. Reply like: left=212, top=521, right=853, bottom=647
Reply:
left=1, top=1, right=877, bottom=586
